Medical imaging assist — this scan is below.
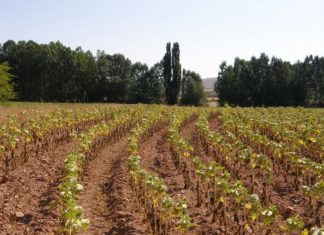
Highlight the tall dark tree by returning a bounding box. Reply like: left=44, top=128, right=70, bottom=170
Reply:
left=171, top=42, right=181, bottom=104
left=163, top=43, right=172, bottom=104
left=163, top=42, right=182, bottom=105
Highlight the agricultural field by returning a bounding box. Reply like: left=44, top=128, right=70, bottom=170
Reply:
left=0, top=104, right=323, bottom=235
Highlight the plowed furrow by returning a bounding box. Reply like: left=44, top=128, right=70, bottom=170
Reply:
left=79, top=135, right=151, bottom=235
left=139, top=120, right=220, bottom=234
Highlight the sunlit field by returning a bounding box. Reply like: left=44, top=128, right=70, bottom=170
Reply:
left=0, top=103, right=323, bottom=234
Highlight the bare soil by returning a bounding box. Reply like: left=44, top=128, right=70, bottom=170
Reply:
left=78, top=134, right=151, bottom=235
left=139, top=120, right=222, bottom=235
left=0, top=140, right=73, bottom=234
left=207, top=117, right=323, bottom=229
left=0, top=112, right=320, bottom=235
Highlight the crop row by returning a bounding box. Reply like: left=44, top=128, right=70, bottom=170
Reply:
left=196, top=112, right=323, bottom=234
left=58, top=106, right=142, bottom=234
left=128, top=107, right=195, bottom=235
left=0, top=106, right=119, bottom=180
left=233, top=108, right=323, bottom=163
left=219, top=108, right=323, bottom=185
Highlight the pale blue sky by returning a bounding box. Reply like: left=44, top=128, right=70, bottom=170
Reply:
left=2, top=0, right=324, bottom=78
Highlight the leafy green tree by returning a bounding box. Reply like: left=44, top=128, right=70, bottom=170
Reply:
left=95, top=52, right=134, bottom=102
left=215, top=62, right=235, bottom=106
left=215, top=53, right=324, bottom=107
left=129, top=62, right=164, bottom=104
left=6, top=39, right=324, bottom=107
left=2, top=40, right=16, bottom=56
left=269, top=57, right=293, bottom=106
left=105, top=54, right=132, bottom=102
left=129, top=62, right=149, bottom=103
left=63, top=47, right=97, bottom=102
left=0, top=43, right=3, bottom=56
left=1, top=40, right=45, bottom=101
left=95, top=50, right=110, bottom=101
left=291, top=61, right=307, bottom=106
left=0, top=62, right=16, bottom=101
left=258, top=53, right=271, bottom=105
left=147, top=62, right=165, bottom=103
left=232, top=58, right=248, bottom=106
left=304, top=56, right=324, bottom=106
left=181, top=69, right=205, bottom=106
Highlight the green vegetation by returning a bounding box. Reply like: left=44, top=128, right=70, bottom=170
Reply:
left=215, top=53, right=324, bottom=107
left=0, top=40, right=204, bottom=106
left=181, top=70, right=206, bottom=106
left=0, top=62, right=15, bottom=102
left=0, top=104, right=323, bottom=234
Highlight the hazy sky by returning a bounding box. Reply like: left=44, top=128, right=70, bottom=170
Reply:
left=2, top=0, right=324, bottom=78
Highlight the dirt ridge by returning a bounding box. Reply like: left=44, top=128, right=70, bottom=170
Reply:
left=139, top=119, right=221, bottom=234
left=78, top=134, right=151, bottom=235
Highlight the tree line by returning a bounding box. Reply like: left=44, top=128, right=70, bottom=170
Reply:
left=215, top=53, right=324, bottom=107
left=0, top=40, right=205, bottom=106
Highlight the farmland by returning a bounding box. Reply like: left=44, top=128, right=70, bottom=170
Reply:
left=0, top=104, right=323, bottom=235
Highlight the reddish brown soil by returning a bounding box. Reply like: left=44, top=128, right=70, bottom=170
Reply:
left=0, top=140, right=73, bottom=234
left=139, top=116, right=323, bottom=234
left=0, top=112, right=320, bottom=235
left=78, top=134, right=151, bottom=235
left=208, top=113, right=222, bottom=131
left=207, top=117, right=322, bottom=229
left=0, top=112, right=113, bottom=181
left=139, top=120, right=222, bottom=235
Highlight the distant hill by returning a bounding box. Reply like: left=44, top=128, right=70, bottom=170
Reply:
left=202, top=77, right=217, bottom=90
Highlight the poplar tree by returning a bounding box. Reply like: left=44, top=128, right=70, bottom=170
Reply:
left=163, top=42, right=172, bottom=104
left=163, top=42, right=182, bottom=105
left=171, top=42, right=181, bottom=104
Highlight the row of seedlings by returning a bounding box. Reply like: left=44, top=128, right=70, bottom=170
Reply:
left=58, top=106, right=142, bottom=234
left=128, top=108, right=195, bottom=235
